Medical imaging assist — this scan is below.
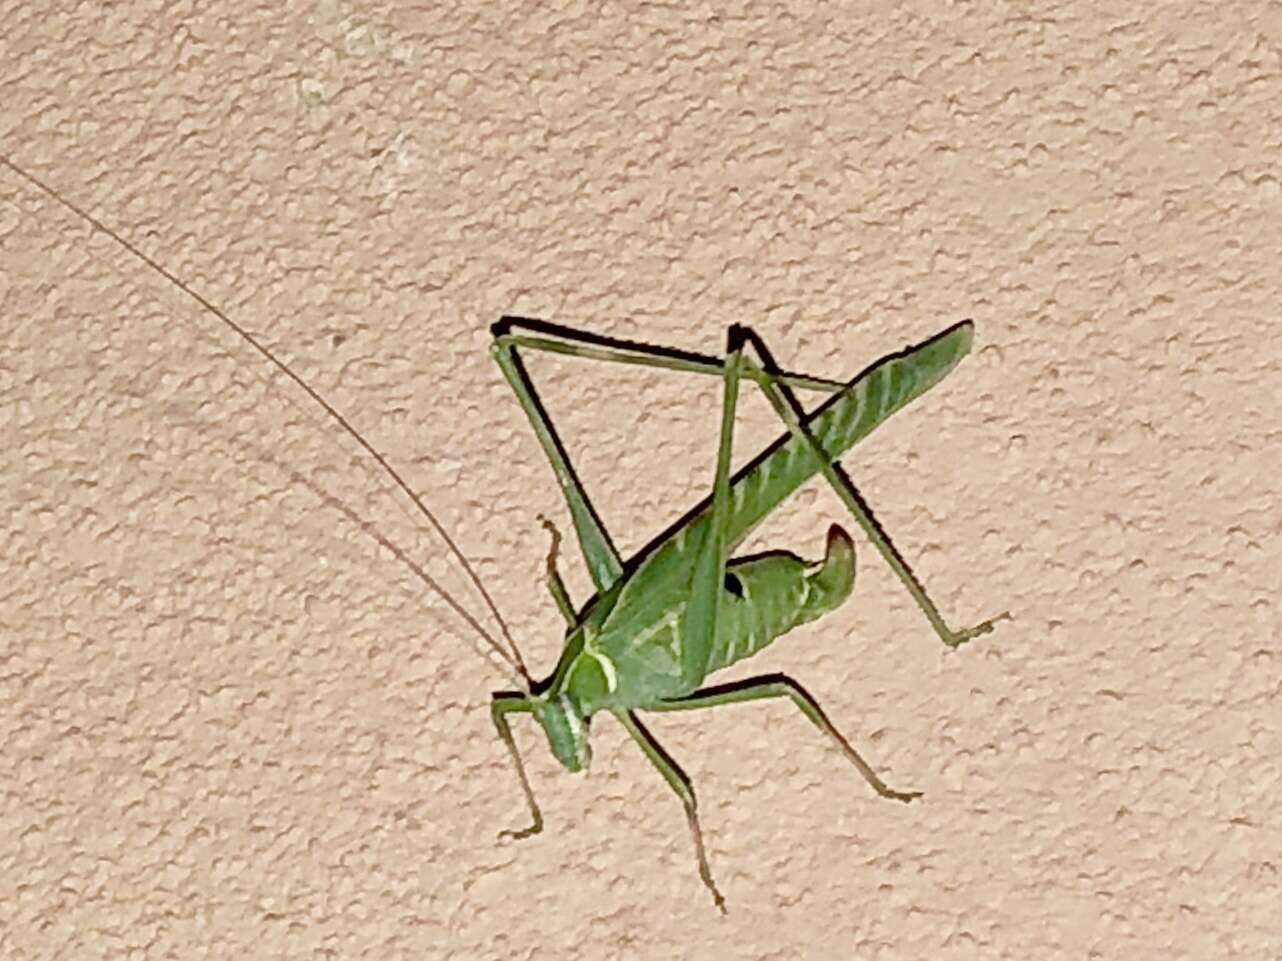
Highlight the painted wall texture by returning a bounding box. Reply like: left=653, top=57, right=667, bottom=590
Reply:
left=3, top=2, right=1279, bottom=958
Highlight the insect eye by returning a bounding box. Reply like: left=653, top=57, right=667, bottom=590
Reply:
left=723, top=573, right=744, bottom=597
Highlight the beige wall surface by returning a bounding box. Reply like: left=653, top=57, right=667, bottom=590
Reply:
left=3, top=2, right=1279, bottom=958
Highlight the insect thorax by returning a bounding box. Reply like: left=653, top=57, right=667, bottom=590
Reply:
left=555, top=525, right=858, bottom=715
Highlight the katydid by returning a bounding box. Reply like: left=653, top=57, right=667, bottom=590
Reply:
left=5, top=154, right=1008, bottom=913
left=489, top=318, right=1007, bottom=911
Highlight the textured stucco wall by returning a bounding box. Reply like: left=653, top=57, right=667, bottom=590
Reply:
left=3, top=2, right=1280, bottom=958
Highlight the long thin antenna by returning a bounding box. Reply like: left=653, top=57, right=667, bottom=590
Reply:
left=3, top=154, right=533, bottom=692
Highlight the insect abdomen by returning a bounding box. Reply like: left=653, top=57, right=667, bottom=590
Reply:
left=706, top=525, right=856, bottom=673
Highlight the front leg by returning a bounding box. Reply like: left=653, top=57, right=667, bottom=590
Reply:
left=491, top=694, right=544, bottom=840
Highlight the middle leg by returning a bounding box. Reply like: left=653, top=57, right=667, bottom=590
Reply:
left=615, top=709, right=726, bottom=913
left=538, top=514, right=577, bottom=626
left=650, top=674, right=922, bottom=802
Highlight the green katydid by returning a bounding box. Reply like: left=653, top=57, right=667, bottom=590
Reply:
left=488, top=318, right=1007, bottom=911
left=5, top=154, right=1008, bottom=913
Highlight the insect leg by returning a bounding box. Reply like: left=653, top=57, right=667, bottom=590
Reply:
left=614, top=710, right=726, bottom=913
left=651, top=674, right=921, bottom=802
left=492, top=315, right=847, bottom=396
left=492, top=331, right=624, bottom=594
left=491, top=694, right=544, bottom=840
left=682, top=326, right=745, bottom=688
left=538, top=515, right=577, bottom=626
left=491, top=316, right=840, bottom=596
left=740, top=344, right=1008, bottom=649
